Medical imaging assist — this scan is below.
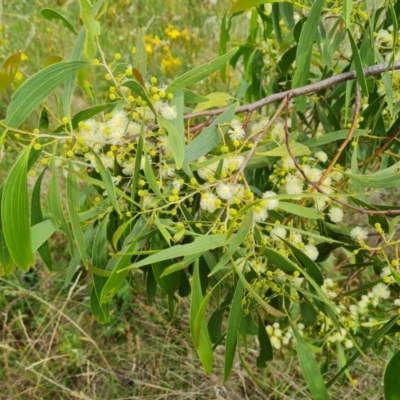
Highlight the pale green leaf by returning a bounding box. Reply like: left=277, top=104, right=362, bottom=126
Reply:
left=158, top=116, right=185, bottom=170
left=185, top=103, right=238, bottom=162
left=291, top=321, right=330, bottom=400
left=31, top=220, right=57, bottom=252
left=128, top=234, right=230, bottom=270
left=167, top=48, right=238, bottom=93
left=257, top=142, right=311, bottom=158
left=79, top=0, right=101, bottom=60
left=1, top=61, right=89, bottom=137
left=278, top=202, right=323, bottom=220
left=193, top=92, right=233, bottom=113
left=40, top=8, right=78, bottom=35
left=230, top=0, right=282, bottom=14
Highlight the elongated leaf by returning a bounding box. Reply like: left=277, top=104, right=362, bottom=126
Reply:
left=1, top=61, right=89, bottom=137
left=133, top=28, right=147, bottom=77
left=48, top=166, right=74, bottom=251
left=122, top=80, right=156, bottom=114
left=67, top=168, right=88, bottom=268
left=257, top=142, right=311, bottom=158
left=384, top=350, right=400, bottom=400
left=40, top=8, right=78, bottom=35
left=291, top=322, right=330, bottom=400
left=79, top=0, right=100, bottom=60
left=303, top=129, right=368, bottom=147
left=100, top=217, right=149, bottom=304
left=129, top=234, right=230, bottom=270
left=256, top=312, right=273, bottom=368
left=31, top=167, right=53, bottom=271
left=292, top=0, right=325, bottom=112
left=1, top=147, right=34, bottom=271
left=167, top=48, right=238, bottom=93
left=91, top=151, right=120, bottom=214
left=158, top=116, right=185, bottom=170
left=151, top=233, right=180, bottom=295
left=342, top=161, right=400, bottom=188
left=342, top=0, right=352, bottom=27
left=31, top=220, right=57, bottom=252
left=63, top=27, right=87, bottom=118
left=185, top=103, right=238, bottom=162
left=161, top=251, right=207, bottom=276
left=278, top=202, right=323, bottom=220
left=0, top=51, right=22, bottom=95
left=230, top=0, right=282, bottom=14
left=347, top=29, right=368, bottom=96
left=193, top=92, right=233, bottom=113
left=0, top=188, right=12, bottom=275
left=224, top=280, right=244, bottom=381
left=209, top=211, right=252, bottom=277
left=191, top=260, right=214, bottom=373
left=91, top=215, right=110, bottom=323
left=143, top=152, right=165, bottom=200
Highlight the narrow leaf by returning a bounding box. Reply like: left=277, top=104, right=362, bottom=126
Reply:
left=224, top=279, right=244, bottom=381
left=384, top=351, right=400, bottom=400
left=191, top=260, right=214, bottom=373
left=291, top=321, right=330, bottom=400
left=347, top=29, right=368, bottom=96
left=67, top=168, right=88, bottom=268
left=185, top=103, right=238, bottom=162
left=1, top=147, right=34, bottom=271
left=292, top=0, right=325, bottom=112
left=167, top=48, right=238, bottom=93
left=40, top=8, right=78, bottom=35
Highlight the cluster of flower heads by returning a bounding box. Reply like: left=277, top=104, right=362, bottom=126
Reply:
left=28, top=49, right=398, bottom=353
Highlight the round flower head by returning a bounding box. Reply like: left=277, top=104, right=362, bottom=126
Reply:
left=372, top=283, right=390, bottom=299
left=216, top=183, right=235, bottom=200
left=305, top=167, right=322, bottom=183
left=350, top=227, right=368, bottom=242
left=329, top=170, right=344, bottom=182
left=315, top=196, right=328, bottom=211
left=315, top=151, right=328, bottom=163
left=253, top=206, right=268, bottom=222
left=262, top=191, right=279, bottom=210
left=200, top=192, right=218, bottom=213
left=161, top=104, right=178, bottom=120
left=328, top=207, right=344, bottom=223
left=283, top=174, right=303, bottom=194
left=229, top=126, right=245, bottom=141
left=271, top=226, right=286, bottom=241
left=303, top=244, right=319, bottom=261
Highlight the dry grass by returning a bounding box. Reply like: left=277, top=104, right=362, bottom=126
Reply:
left=0, top=267, right=388, bottom=400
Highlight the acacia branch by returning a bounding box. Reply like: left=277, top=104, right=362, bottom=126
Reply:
left=184, top=61, right=400, bottom=120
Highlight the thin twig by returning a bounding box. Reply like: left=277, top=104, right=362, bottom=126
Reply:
left=184, top=61, right=400, bottom=119
left=318, top=85, right=361, bottom=185
left=359, top=126, right=400, bottom=167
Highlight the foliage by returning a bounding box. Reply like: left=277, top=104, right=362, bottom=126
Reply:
left=1, top=0, right=400, bottom=398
